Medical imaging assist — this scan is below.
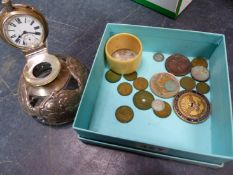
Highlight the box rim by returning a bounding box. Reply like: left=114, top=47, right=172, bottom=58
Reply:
left=79, top=136, right=225, bottom=168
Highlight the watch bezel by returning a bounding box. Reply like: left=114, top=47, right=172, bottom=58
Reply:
left=0, top=4, right=48, bottom=52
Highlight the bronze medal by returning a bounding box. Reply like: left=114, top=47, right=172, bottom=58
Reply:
left=165, top=53, right=191, bottom=76
left=173, top=90, right=210, bottom=124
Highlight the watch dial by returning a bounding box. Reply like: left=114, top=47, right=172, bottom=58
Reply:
left=4, top=15, right=44, bottom=48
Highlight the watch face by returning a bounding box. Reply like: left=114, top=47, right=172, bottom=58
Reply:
left=3, top=14, right=44, bottom=49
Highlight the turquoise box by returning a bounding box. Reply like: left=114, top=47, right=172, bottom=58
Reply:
left=73, top=23, right=233, bottom=167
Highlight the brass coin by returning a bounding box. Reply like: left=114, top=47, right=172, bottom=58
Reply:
left=191, top=57, right=208, bottom=68
left=173, top=90, right=210, bottom=124
left=191, top=66, right=209, bottom=82
left=153, top=101, right=171, bottom=118
left=180, top=76, right=196, bottom=90
left=115, top=106, right=134, bottom=123
left=196, top=82, right=210, bottom=94
left=133, top=77, right=148, bottom=90
left=133, top=91, right=154, bottom=110
left=124, top=71, right=138, bottom=81
left=105, top=70, right=121, bottom=83
left=150, top=72, right=180, bottom=98
left=165, top=53, right=191, bottom=76
left=117, top=82, right=133, bottom=96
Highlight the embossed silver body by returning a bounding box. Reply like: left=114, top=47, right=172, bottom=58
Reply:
left=0, top=0, right=88, bottom=125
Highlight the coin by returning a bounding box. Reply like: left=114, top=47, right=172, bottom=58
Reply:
left=180, top=76, right=196, bottom=90
left=153, top=52, right=164, bottom=62
left=191, top=66, right=209, bottom=82
left=173, top=90, right=210, bottom=124
left=115, top=106, right=134, bottom=123
left=164, top=80, right=179, bottom=92
left=133, top=77, right=148, bottom=90
left=117, top=82, right=133, bottom=96
left=191, top=57, right=208, bottom=68
left=196, top=82, right=210, bottom=94
left=105, top=70, right=121, bottom=83
left=165, top=53, right=191, bottom=76
left=150, top=72, right=180, bottom=98
left=153, top=101, right=172, bottom=118
left=124, top=71, right=138, bottom=81
left=133, top=91, right=154, bottom=110
left=112, top=49, right=137, bottom=61
left=151, top=99, right=165, bottom=112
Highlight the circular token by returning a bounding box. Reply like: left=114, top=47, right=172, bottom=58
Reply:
left=196, top=82, right=210, bottom=94
left=112, top=49, right=137, bottom=61
left=117, top=82, right=133, bottom=96
left=115, top=106, right=134, bottom=123
left=124, top=71, right=138, bottom=81
left=152, top=99, right=165, bottom=112
left=153, top=101, right=172, bottom=118
left=191, top=57, right=208, bottom=68
left=180, top=76, right=196, bottom=90
left=150, top=72, right=180, bottom=98
left=105, top=70, right=121, bottom=83
left=173, top=90, right=210, bottom=124
left=164, top=80, right=179, bottom=92
left=133, top=77, right=148, bottom=90
left=165, top=53, right=191, bottom=76
left=133, top=91, right=154, bottom=110
left=191, top=66, right=209, bottom=82
left=153, top=52, right=164, bottom=62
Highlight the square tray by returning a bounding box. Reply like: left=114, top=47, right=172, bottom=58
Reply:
left=73, top=23, right=233, bottom=167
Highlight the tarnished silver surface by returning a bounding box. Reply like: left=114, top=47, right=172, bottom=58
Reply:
left=18, top=55, right=88, bottom=125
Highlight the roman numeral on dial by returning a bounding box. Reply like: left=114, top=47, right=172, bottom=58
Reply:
left=15, top=18, right=22, bottom=24
left=34, top=26, right=40, bottom=30
left=30, top=20, right=34, bottom=25
left=10, top=34, right=16, bottom=38
left=9, top=23, right=16, bottom=27
left=15, top=38, right=20, bottom=44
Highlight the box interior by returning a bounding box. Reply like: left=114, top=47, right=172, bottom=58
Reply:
left=74, top=24, right=233, bottom=158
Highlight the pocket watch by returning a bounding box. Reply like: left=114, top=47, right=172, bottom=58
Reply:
left=0, top=0, right=88, bottom=125
left=0, top=0, right=48, bottom=52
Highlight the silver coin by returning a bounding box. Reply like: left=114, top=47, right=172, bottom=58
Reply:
left=153, top=53, right=164, bottom=62
left=152, top=99, right=165, bottom=112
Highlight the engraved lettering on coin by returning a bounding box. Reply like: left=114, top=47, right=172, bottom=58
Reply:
left=173, top=90, right=210, bottom=124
